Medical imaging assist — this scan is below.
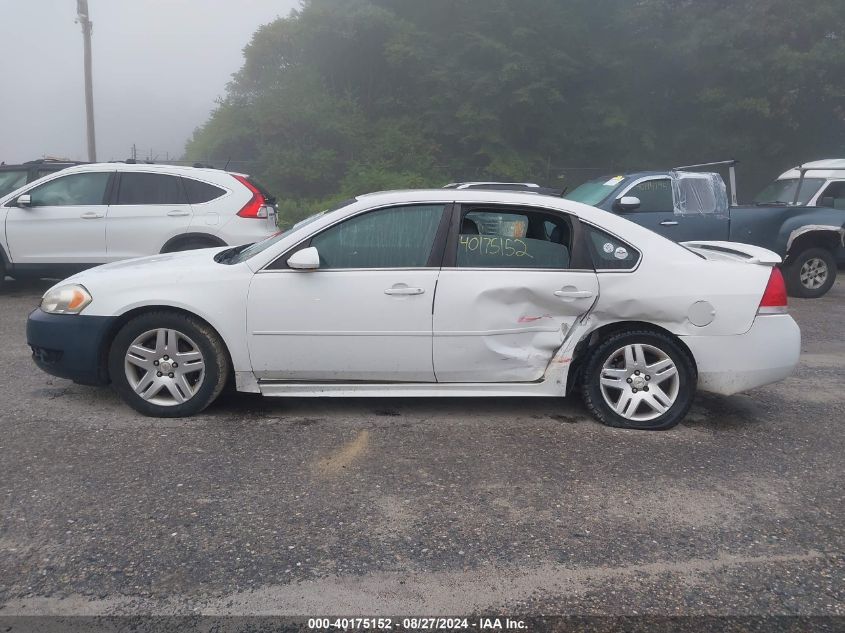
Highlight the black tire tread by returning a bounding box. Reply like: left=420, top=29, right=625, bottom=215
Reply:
left=580, top=329, right=696, bottom=431
left=783, top=247, right=836, bottom=299
left=108, top=311, right=230, bottom=418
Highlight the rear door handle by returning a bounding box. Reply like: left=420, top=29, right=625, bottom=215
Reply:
left=167, top=210, right=191, bottom=217
left=80, top=211, right=103, bottom=219
left=660, top=220, right=679, bottom=226
left=554, top=289, right=594, bottom=299
left=384, top=287, right=425, bottom=296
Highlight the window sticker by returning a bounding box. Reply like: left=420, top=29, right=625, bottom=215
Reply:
left=614, top=246, right=629, bottom=260
left=604, top=176, right=624, bottom=186
left=603, top=242, right=615, bottom=254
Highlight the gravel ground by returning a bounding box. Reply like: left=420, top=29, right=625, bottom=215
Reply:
left=0, top=276, right=842, bottom=619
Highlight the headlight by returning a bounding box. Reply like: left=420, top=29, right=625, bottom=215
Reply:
left=40, top=284, right=93, bottom=315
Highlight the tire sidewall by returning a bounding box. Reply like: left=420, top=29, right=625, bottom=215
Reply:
left=784, top=248, right=836, bottom=299
left=582, top=331, right=696, bottom=430
left=108, top=312, right=224, bottom=417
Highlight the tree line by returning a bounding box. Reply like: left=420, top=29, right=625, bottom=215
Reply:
left=186, top=0, right=845, bottom=225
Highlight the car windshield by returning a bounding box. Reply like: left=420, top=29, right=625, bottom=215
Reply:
left=217, top=198, right=358, bottom=265
left=565, top=176, right=624, bottom=206
left=753, top=178, right=824, bottom=205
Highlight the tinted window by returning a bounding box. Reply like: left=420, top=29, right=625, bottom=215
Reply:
left=116, top=173, right=187, bottom=205
left=626, top=179, right=673, bottom=212
left=183, top=178, right=226, bottom=204
left=28, top=172, right=110, bottom=206
left=0, top=170, right=28, bottom=198
left=457, top=209, right=571, bottom=269
left=310, top=204, right=444, bottom=269
left=818, top=181, right=845, bottom=210
left=584, top=225, right=640, bottom=270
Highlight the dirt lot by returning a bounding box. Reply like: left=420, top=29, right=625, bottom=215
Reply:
left=0, top=277, right=842, bottom=618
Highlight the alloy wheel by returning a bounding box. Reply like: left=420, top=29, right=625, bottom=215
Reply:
left=799, top=257, right=828, bottom=290
left=599, top=343, right=680, bottom=422
left=123, top=328, right=206, bottom=406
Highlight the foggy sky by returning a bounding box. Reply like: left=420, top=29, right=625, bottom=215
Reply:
left=0, top=0, right=299, bottom=164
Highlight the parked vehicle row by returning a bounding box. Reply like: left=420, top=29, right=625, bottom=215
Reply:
left=0, top=162, right=278, bottom=284
left=26, top=189, right=800, bottom=430
left=564, top=159, right=845, bottom=298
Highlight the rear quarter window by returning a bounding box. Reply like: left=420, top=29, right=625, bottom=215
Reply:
left=183, top=178, right=226, bottom=204
left=584, top=225, right=640, bottom=270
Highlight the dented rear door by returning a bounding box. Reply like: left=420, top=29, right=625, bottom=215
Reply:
left=433, top=205, right=598, bottom=383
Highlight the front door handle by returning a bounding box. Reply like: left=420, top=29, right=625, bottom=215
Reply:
left=167, top=210, right=191, bottom=217
left=385, top=287, right=425, bottom=296
left=660, top=220, right=679, bottom=226
left=554, top=289, right=594, bottom=299
left=80, top=211, right=104, bottom=219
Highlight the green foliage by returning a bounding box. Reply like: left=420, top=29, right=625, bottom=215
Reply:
left=186, top=0, right=845, bottom=221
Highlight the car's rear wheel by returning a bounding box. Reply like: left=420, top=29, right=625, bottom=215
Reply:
left=581, top=330, right=696, bottom=430
left=108, top=311, right=229, bottom=417
left=783, top=247, right=836, bottom=299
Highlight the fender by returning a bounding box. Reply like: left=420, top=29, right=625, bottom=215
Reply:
left=160, top=232, right=227, bottom=253
left=774, top=208, right=845, bottom=256
left=785, top=225, right=845, bottom=251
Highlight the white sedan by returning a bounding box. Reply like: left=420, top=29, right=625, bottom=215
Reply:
left=26, top=189, right=800, bottom=430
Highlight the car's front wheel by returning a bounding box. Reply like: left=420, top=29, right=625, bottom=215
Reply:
left=108, top=311, right=229, bottom=417
left=581, top=330, right=696, bottom=430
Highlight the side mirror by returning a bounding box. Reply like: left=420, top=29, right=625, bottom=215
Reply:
left=287, top=246, right=320, bottom=270
left=614, top=196, right=641, bottom=212
left=15, top=194, right=32, bottom=207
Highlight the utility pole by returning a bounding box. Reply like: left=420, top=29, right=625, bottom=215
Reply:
left=77, top=0, right=97, bottom=162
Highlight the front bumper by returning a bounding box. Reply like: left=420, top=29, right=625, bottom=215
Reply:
left=26, top=309, right=116, bottom=386
left=682, top=314, right=801, bottom=396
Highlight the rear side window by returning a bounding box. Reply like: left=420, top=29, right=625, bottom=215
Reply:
left=457, top=208, right=572, bottom=269
left=183, top=178, right=226, bottom=204
left=584, top=225, right=640, bottom=270
left=116, top=173, right=187, bottom=205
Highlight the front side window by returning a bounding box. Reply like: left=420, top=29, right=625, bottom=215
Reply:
left=457, top=208, right=571, bottom=269
left=310, top=204, right=444, bottom=269
left=28, top=172, right=110, bottom=207
left=584, top=225, right=640, bottom=270
left=0, top=170, right=28, bottom=198
left=625, top=178, right=673, bottom=212
left=116, top=173, right=187, bottom=205
left=817, top=181, right=845, bottom=209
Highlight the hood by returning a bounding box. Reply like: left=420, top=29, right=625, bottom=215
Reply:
left=54, top=247, right=229, bottom=292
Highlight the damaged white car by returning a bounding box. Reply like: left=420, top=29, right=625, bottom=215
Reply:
left=27, top=189, right=800, bottom=430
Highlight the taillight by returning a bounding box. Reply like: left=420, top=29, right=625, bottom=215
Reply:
left=758, top=267, right=788, bottom=314
left=233, top=174, right=268, bottom=219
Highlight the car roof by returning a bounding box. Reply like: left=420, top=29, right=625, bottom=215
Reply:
left=355, top=188, right=647, bottom=232
left=54, top=162, right=235, bottom=179
left=778, top=159, right=845, bottom=180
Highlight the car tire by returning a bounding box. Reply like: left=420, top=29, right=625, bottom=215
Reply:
left=580, top=330, right=696, bottom=430
left=108, top=311, right=230, bottom=418
left=783, top=247, right=836, bottom=299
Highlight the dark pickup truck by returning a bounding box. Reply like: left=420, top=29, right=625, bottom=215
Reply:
left=565, top=161, right=845, bottom=298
